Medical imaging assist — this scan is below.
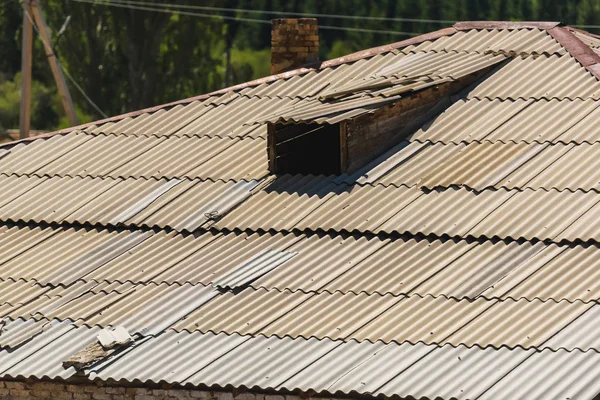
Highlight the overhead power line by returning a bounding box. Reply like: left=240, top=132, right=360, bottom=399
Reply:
left=75, top=0, right=456, bottom=25
left=59, top=65, right=108, bottom=118
left=70, top=0, right=422, bottom=36
left=23, top=5, right=108, bottom=119
left=72, top=0, right=600, bottom=31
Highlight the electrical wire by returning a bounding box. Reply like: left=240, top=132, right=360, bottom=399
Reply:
left=73, top=0, right=456, bottom=24
left=73, top=0, right=600, bottom=31
left=22, top=5, right=108, bottom=118
left=70, top=0, right=422, bottom=36
left=59, top=65, right=108, bottom=118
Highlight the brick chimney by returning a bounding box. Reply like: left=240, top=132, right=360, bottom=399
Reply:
left=271, top=18, right=319, bottom=74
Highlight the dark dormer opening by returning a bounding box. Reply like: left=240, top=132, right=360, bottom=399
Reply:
left=267, top=95, right=450, bottom=176
left=268, top=122, right=341, bottom=175
left=266, top=50, right=508, bottom=176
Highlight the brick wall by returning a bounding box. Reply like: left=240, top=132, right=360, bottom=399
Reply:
left=270, top=18, right=319, bottom=74
left=0, top=380, right=349, bottom=400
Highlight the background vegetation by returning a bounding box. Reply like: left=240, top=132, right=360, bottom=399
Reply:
left=1, top=0, right=599, bottom=131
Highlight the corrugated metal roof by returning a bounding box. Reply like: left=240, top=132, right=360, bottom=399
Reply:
left=0, top=279, right=50, bottom=307
left=319, top=51, right=506, bottom=100
left=2, top=23, right=600, bottom=400
left=352, top=295, right=493, bottom=345
left=377, top=188, right=514, bottom=238
left=216, top=180, right=600, bottom=241
left=90, top=330, right=249, bottom=384
left=184, top=334, right=340, bottom=389
left=238, top=53, right=402, bottom=100
left=348, top=140, right=600, bottom=191
left=295, top=184, right=425, bottom=233
left=83, top=282, right=216, bottom=335
left=0, top=318, right=49, bottom=349
left=570, top=29, right=600, bottom=52
left=555, top=199, right=600, bottom=242
left=281, top=340, right=432, bottom=395
left=4, top=323, right=600, bottom=399
left=544, top=305, right=600, bottom=351
left=0, top=320, right=99, bottom=380
left=215, top=174, right=346, bottom=232
left=0, top=176, right=260, bottom=232
left=480, top=243, right=593, bottom=302
left=468, top=54, right=600, bottom=100
left=443, top=297, right=592, bottom=349
left=467, top=188, right=600, bottom=241
left=252, top=233, right=389, bottom=293
left=408, top=241, right=547, bottom=300
left=404, top=28, right=565, bottom=56
left=212, top=249, right=297, bottom=290
left=411, top=98, right=600, bottom=144
left=5, top=225, right=600, bottom=303
left=480, top=349, right=600, bottom=400
left=253, top=95, right=402, bottom=125
left=174, top=288, right=402, bottom=342
left=84, top=96, right=299, bottom=139
left=0, top=132, right=268, bottom=181
left=375, top=344, right=535, bottom=400
left=172, top=288, right=309, bottom=336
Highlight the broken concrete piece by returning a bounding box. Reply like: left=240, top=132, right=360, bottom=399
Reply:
left=63, top=342, right=110, bottom=370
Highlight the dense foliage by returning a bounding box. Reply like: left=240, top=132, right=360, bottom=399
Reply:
left=1, top=0, right=599, bottom=131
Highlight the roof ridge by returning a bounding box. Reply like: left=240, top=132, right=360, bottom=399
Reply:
left=547, top=26, right=600, bottom=80
left=454, top=21, right=560, bottom=30
left=565, top=25, right=600, bottom=40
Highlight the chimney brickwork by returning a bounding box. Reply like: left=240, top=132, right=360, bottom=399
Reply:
left=271, top=18, right=319, bottom=74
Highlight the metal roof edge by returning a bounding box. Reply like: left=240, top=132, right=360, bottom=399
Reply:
left=547, top=26, right=600, bottom=80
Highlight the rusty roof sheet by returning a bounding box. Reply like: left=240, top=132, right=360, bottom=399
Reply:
left=570, top=29, right=600, bottom=51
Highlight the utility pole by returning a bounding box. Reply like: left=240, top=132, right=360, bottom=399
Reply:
left=19, top=0, right=33, bottom=139
left=29, top=0, right=79, bottom=127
